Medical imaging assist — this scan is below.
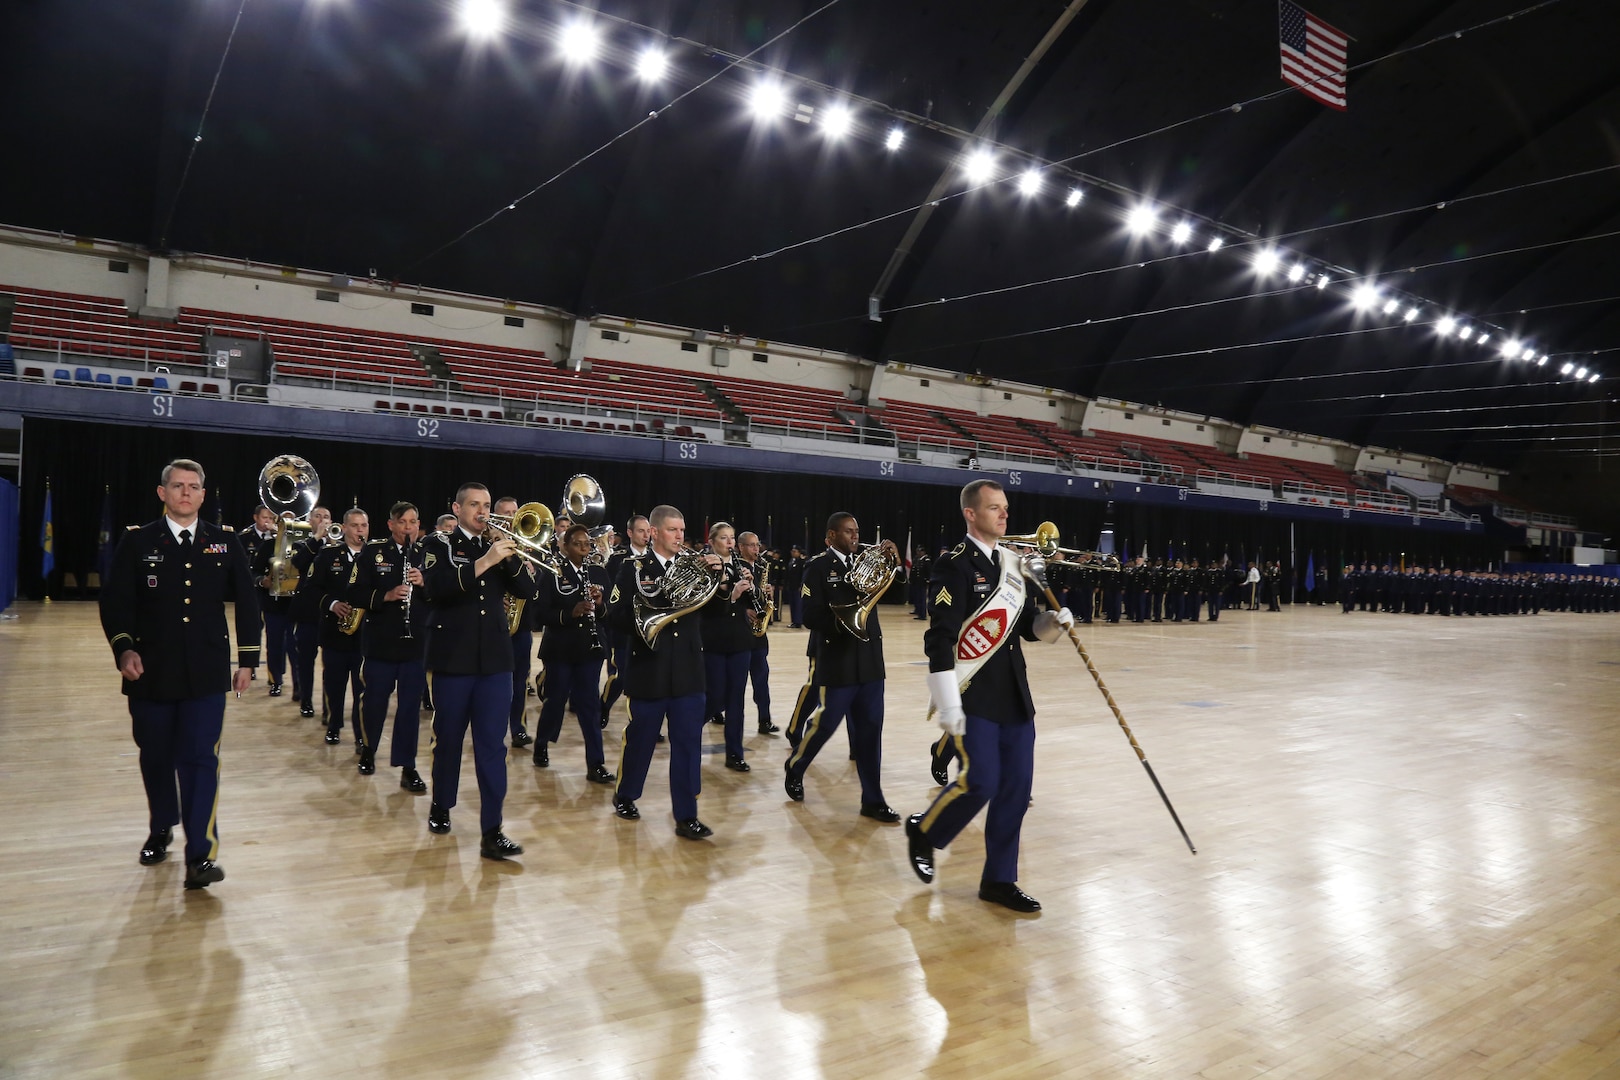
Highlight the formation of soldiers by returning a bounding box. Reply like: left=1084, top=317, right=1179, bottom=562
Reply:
left=1338, top=565, right=1620, bottom=616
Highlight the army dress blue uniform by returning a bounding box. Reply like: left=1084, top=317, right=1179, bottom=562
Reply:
left=99, top=518, right=261, bottom=871
left=348, top=536, right=428, bottom=779
left=243, top=525, right=294, bottom=694
left=533, top=556, right=612, bottom=775
left=701, top=558, right=757, bottom=766
left=312, top=541, right=366, bottom=745
left=607, top=552, right=709, bottom=827
left=421, top=527, right=539, bottom=835
left=288, top=536, right=325, bottom=717
left=598, top=545, right=646, bottom=723
left=784, top=547, right=890, bottom=812
left=741, top=556, right=774, bottom=733
left=913, top=538, right=1042, bottom=888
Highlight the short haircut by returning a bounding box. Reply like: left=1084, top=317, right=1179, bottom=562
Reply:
left=253, top=503, right=271, bottom=516
left=563, top=523, right=590, bottom=543
left=343, top=507, right=368, bottom=523
left=454, top=482, right=489, bottom=505
left=161, top=458, right=205, bottom=485
left=960, top=478, right=1003, bottom=510
left=494, top=496, right=519, bottom=511
left=648, top=504, right=682, bottom=528
left=436, top=514, right=456, bottom=528
left=826, top=512, right=854, bottom=533
left=737, top=531, right=759, bottom=545
left=626, top=513, right=649, bottom=532
left=310, top=505, right=330, bottom=518
left=390, top=501, right=418, bottom=520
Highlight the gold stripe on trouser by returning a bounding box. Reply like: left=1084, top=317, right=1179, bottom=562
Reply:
left=205, top=733, right=223, bottom=861
left=921, top=734, right=970, bottom=833
left=785, top=685, right=828, bottom=774
left=427, top=672, right=438, bottom=777
left=357, top=659, right=372, bottom=749
left=786, top=657, right=818, bottom=741
left=612, top=696, right=634, bottom=786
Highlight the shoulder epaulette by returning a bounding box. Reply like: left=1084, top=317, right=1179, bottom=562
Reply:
left=125, top=524, right=141, bottom=531
left=949, top=542, right=967, bottom=557
left=221, top=524, right=235, bottom=533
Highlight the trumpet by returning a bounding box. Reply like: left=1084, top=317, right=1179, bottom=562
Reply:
left=323, top=522, right=345, bottom=547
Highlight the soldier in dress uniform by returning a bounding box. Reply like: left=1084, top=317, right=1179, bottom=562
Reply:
left=737, top=531, right=779, bottom=735
left=909, top=545, right=932, bottom=619
left=783, top=513, right=901, bottom=823
left=242, top=505, right=293, bottom=697
left=599, top=513, right=651, bottom=726
left=783, top=545, right=808, bottom=628
left=904, top=478, right=1073, bottom=913
left=491, top=497, right=538, bottom=749
left=313, top=508, right=369, bottom=749
left=288, top=505, right=331, bottom=719
left=99, top=458, right=260, bottom=890
left=701, top=522, right=758, bottom=772
left=531, top=524, right=614, bottom=782
left=607, top=504, right=723, bottom=839
left=347, top=501, right=428, bottom=791
left=419, top=482, right=538, bottom=858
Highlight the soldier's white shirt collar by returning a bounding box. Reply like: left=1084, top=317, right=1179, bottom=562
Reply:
left=165, top=516, right=198, bottom=543
left=965, top=533, right=997, bottom=562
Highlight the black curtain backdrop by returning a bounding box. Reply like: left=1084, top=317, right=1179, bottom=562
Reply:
left=16, top=417, right=1498, bottom=599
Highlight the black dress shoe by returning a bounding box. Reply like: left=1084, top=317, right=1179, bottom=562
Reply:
left=757, top=718, right=780, bottom=735
left=268, top=682, right=282, bottom=697
left=183, top=859, right=225, bottom=890
left=930, top=751, right=951, bottom=787
left=860, top=804, right=901, bottom=823
left=724, top=754, right=751, bottom=773
left=674, top=818, right=713, bottom=840
left=423, top=700, right=434, bottom=713
left=586, top=764, right=615, bottom=785
left=612, top=797, right=640, bottom=820
left=979, top=881, right=1041, bottom=913
left=428, top=803, right=451, bottom=834
left=139, top=827, right=173, bottom=866
left=300, top=704, right=315, bottom=718
left=905, top=813, right=935, bottom=883
left=354, top=738, right=364, bottom=756
left=357, top=750, right=376, bottom=775
left=784, top=767, right=804, bottom=802
left=400, top=767, right=427, bottom=794
left=532, top=746, right=549, bottom=768
left=599, top=715, right=609, bottom=730
left=324, top=729, right=341, bottom=745
left=512, top=728, right=534, bottom=748
left=708, top=715, right=725, bottom=726
left=480, top=829, right=523, bottom=860
left=655, top=732, right=666, bottom=743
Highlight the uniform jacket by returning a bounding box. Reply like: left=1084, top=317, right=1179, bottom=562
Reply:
left=535, top=558, right=612, bottom=664
left=347, top=537, right=427, bottom=662
left=312, top=543, right=366, bottom=651
left=800, top=548, right=886, bottom=688
left=421, top=528, right=539, bottom=675
left=242, top=527, right=292, bottom=614
left=700, top=557, right=756, bottom=655
left=608, top=552, right=706, bottom=698
left=99, top=518, right=262, bottom=700
left=923, top=539, right=1038, bottom=725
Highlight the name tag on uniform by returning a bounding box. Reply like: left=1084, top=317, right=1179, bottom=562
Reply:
left=142, top=553, right=163, bottom=565
left=450, top=555, right=469, bottom=566
left=826, top=573, right=840, bottom=583
left=973, top=582, right=992, bottom=594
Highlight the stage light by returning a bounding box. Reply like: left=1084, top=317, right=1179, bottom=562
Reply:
left=1560, top=361, right=1575, bottom=375
left=1436, top=317, right=1456, bottom=337
left=1351, top=283, right=1380, bottom=311
left=1590, top=372, right=1601, bottom=383
left=635, top=47, right=668, bottom=83
left=558, top=20, right=599, bottom=63
left=1500, top=339, right=1520, bottom=358
left=1065, top=187, right=1083, bottom=208
left=1126, top=204, right=1158, bottom=236
left=460, top=0, right=504, bottom=38
left=1536, top=355, right=1547, bottom=367
left=1576, top=366, right=1589, bottom=379
left=1170, top=221, right=1192, bottom=244
left=1253, top=248, right=1280, bottom=276
left=1287, top=262, right=1306, bottom=283
left=1206, top=236, right=1224, bottom=252
left=884, top=126, right=905, bottom=151
left=1404, top=307, right=1419, bottom=322
left=1017, top=168, right=1042, bottom=197
left=1476, top=334, right=1490, bottom=347
left=963, top=146, right=996, bottom=184
left=1458, top=326, right=1473, bottom=341
left=1521, top=346, right=1536, bottom=361
left=821, top=104, right=853, bottom=139
left=1317, top=274, right=1330, bottom=289
left=1382, top=298, right=1400, bottom=315
left=749, top=81, right=787, bottom=121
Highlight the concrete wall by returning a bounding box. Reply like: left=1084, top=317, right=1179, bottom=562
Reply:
left=1081, top=401, right=1221, bottom=447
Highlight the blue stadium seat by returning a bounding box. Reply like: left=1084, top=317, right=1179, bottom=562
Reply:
left=95, top=372, right=113, bottom=386
left=54, top=368, right=70, bottom=382
left=116, top=375, right=134, bottom=388
left=151, top=376, right=169, bottom=390
left=74, top=367, right=93, bottom=383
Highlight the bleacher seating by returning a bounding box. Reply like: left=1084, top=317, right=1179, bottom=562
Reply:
left=178, top=308, right=433, bottom=389
left=3, top=284, right=201, bottom=363
left=706, top=374, right=857, bottom=435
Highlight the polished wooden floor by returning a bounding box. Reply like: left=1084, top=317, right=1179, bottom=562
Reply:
left=3, top=601, right=1619, bottom=1078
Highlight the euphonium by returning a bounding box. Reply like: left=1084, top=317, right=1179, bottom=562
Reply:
left=830, top=543, right=900, bottom=642
left=633, top=549, right=723, bottom=647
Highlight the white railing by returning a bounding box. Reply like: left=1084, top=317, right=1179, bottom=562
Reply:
left=1280, top=479, right=1349, bottom=505
left=1072, top=453, right=1186, bottom=486
left=1195, top=469, right=1274, bottom=493
left=1354, top=488, right=1413, bottom=513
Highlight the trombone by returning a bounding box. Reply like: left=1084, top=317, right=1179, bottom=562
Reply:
left=998, top=521, right=1120, bottom=570
left=480, top=502, right=562, bottom=574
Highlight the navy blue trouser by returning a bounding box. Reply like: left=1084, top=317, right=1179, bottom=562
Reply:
left=360, top=657, right=425, bottom=767
left=429, top=671, right=511, bottom=833
left=263, top=609, right=291, bottom=685
left=747, top=641, right=771, bottom=719
left=129, top=694, right=226, bottom=865
left=293, top=619, right=319, bottom=708
left=1206, top=592, right=1221, bottom=621
left=917, top=713, right=1035, bottom=885
left=785, top=679, right=886, bottom=807
left=538, top=657, right=606, bottom=767
left=600, top=631, right=629, bottom=718
left=615, top=692, right=705, bottom=822
left=323, top=648, right=363, bottom=738
left=705, top=649, right=752, bottom=758
left=784, top=657, right=820, bottom=748
left=508, top=628, right=532, bottom=737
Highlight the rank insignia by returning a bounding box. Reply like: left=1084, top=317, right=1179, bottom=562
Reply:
left=423, top=553, right=437, bottom=569
left=801, top=584, right=811, bottom=597
left=934, top=587, right=953, bottom=606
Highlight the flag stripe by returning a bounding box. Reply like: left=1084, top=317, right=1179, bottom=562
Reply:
left=1279, top=1, right=1349, bottom=110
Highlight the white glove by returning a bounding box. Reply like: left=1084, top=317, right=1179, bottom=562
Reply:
left=1033, top=606, right=1074, bottom=642
left=927, top=669, right=965, bottom=736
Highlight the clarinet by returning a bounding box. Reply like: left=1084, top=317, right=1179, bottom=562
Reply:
left=569, top=560, right=605, bottom=655
left=400, top=540, right=416, bottom=640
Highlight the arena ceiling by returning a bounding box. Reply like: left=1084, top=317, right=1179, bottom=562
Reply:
left=3, top=0, right=1618, bottom=469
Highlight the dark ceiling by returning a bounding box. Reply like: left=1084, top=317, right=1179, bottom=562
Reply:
left=3, top=0, right=1618, bottom=468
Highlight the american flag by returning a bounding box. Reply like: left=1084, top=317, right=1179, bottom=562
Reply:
left=1279, top=1, right=1348, bottom=110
